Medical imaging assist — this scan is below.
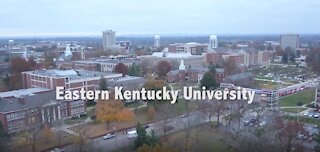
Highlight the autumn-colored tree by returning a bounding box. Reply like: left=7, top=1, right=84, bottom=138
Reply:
left=72, top=124, right=89, bottom=152
left=9, top=57, right=40, bottom=89
left=137, top=144, right=178, bottom=152
left=114, top=63, right=128, bottom=76
left=224, top=58, right=240, bottom=76
left=147, top=106, right=156, bottom=120
left=42, top=124, right=53, bottom=144
left=156, top=60, right=172, bottom=78
left=95, top=99, right=135, bottom=129
left=140, top=59, right=156, bottom=76
left=143, top=79, right=168, bottom=91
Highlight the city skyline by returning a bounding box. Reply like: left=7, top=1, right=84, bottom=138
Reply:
left=0, top=0, right=319, bottom=36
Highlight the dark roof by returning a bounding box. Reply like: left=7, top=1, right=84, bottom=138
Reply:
left=0, top=91, right=56, bottom=113
left=108, top=76, right=146, bottom=90
left=224, top=72, right=252, bottom=81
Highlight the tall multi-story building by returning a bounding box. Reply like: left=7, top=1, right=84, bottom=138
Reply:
left=280, top=34, right=299, bottom=51
left=154, top=35, right=160, bottom=47
left=102, top=30, right=116, bottom=51
left=208, top=35, right=218, bottom=51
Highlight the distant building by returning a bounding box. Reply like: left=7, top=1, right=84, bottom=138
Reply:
left=208, top=35, right=218, bottom=51
left=8, top=40, right=14, bottom=50
left=57, top=55, right=140, bottom=72
left=154, top=35, right=160, bottom=48
left=223, top=72, right=253, bottom=87
left=0, top=91, right=86, bottom=134
left=21, top=69, right=122, bottom=90
left=108, top=76, right=146, bottom=90
left=167, top=66, right=207, bottom=83
left=140, top=50, right=205, bottom=68
left=102, top=30, right=117, bottom=51
left=205, top=52, right=225, bottom=65
left=280, top=34, right=299, bottom=51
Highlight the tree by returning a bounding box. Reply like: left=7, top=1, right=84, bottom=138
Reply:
left=135, top=122, right=159, bottom=149
left=156, top=60, right=172, bottom=78
left=128, top=63, right=141, bottom=76
left=135, top=122, right=148, bottom=149
left=273, top=117, right=305, bottom=152
left=282, top=53, right=288, bottom=63
left=208, top=62, right=216, bottom=74
left=10, top=57, right=40, bottom=89
left=306, top=48, right=320, bottom=75
left=42, top=124, right=53, bottom=144
left=314, top=126, right=320, bottom=152
left=289, top=52, right=296, bottom=63
left=99, top=76, right=108, bottom=90
left=137, top=144, right=178, bottom=152
left=200, top=71, right=217, bottom=89
left=95, top=99, right=135, bottom=130
left=224, top=58, right=240, bottom=76
left=140, top=59, right=155, bottom=76
left=147, top=106, right=156, bottom=120
left=143, top=79, right=168, bottom=91
left=0, top=122, right=9, bottom=152
left=114, top=63, right=128, bottom=76
left=72, top=124, right=89, bottom=152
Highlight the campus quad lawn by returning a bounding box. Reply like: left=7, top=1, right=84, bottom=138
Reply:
left=279, top=88, right=316, bottom=107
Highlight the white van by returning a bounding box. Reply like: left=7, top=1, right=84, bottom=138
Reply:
left=127, top=130, right=137, bottom=139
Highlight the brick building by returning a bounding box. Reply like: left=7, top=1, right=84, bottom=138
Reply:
left=0, top=91, right=86, bottom=134
left=21, top=69, right=122, bottom=91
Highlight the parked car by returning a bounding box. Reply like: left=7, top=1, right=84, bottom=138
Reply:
left=308, top=112, right=314, bottom=117
left=144, top=124, right=150, bottom=129
left=259, top=121, right=266, bottom=126
left=313, top=113, right=319, bottom=118
left=103, top=133, right=116, bottom=140
left=127, top=130, right=137, bottom=139
left=303, top=112, right=309, bottom=116
left=51, top=148, right=64, bottom=152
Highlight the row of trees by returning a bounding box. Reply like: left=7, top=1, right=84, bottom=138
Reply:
left=2, top=57, right=41, bottom=90
left=306, top=48, right=320, bottom=74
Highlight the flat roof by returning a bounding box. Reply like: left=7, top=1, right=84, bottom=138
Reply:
left=0, top=87, right=50, bottom=98
left=25, top=69, right=121, bottom=80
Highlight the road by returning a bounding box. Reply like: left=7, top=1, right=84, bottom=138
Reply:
left=62, top=104, right=318, bottom=152
left=63, top=110, right=208, bottom=152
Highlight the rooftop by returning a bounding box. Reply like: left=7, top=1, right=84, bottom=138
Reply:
left=0, top=87, right=50, bottom=98
left=0, top=91, right=56, bottom=113
left=24, top=69, right=121, bottom=80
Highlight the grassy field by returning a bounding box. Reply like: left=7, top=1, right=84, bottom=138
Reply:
left=279, top=89, right=316, bottom=107
left=281, top=107, right=308, bottom=113
left=161, top=123, right=236, bottom=152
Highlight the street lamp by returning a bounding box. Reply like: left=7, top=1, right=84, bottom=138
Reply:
left=113, top=126, right=117, bottom=150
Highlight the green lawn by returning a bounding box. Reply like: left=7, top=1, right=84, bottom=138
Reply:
left=281, top=108, right=308, bottom=113
left=279, top=89, right=316, bottom=107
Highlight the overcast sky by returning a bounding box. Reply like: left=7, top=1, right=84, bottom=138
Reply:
left=0, top=0, right=319, bottom=36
